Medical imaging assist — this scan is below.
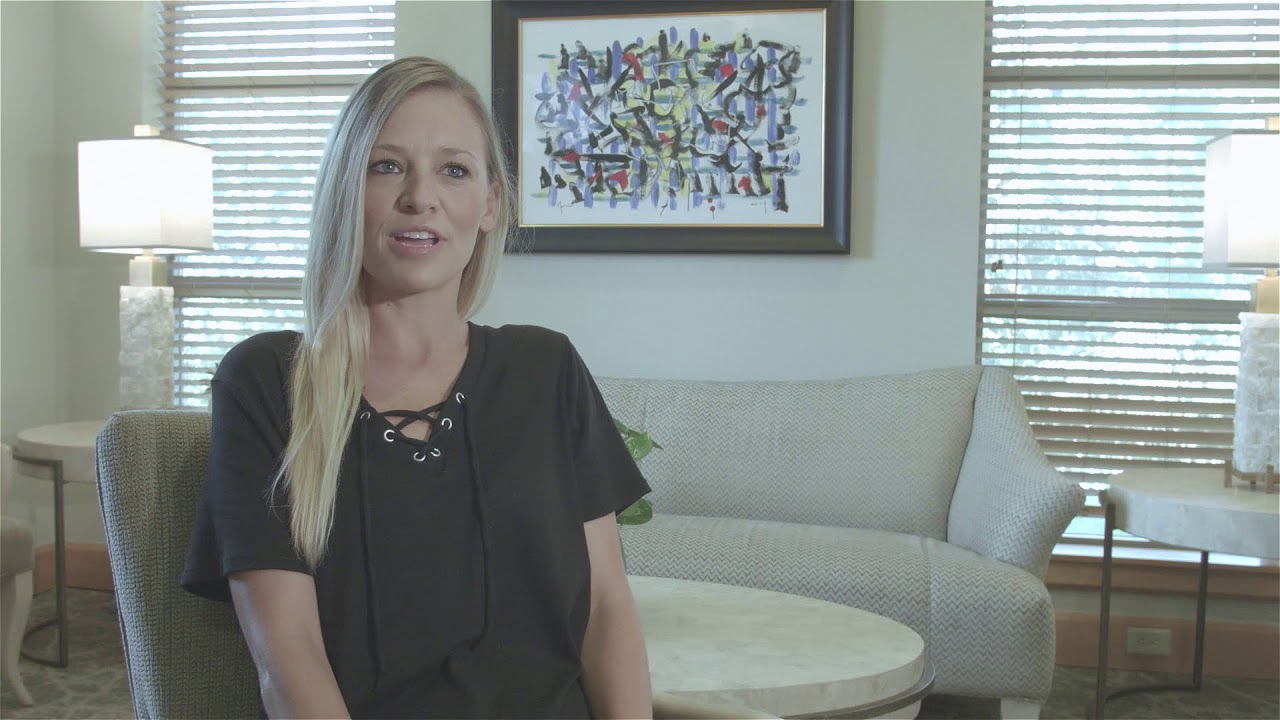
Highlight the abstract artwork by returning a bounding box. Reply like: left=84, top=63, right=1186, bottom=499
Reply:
left=493, top=1, right=853, bottom=253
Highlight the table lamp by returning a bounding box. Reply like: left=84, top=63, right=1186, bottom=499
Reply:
left=1202, top=123, right=1279, bottom=493
left=78, top=125, right=213, bottom=410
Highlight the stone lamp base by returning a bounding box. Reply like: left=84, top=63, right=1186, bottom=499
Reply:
left=1224, top=459, right=1279, bottom=494
left=119, top=285, right=174, bottom=410
left=1230, top=312, right=1279, bottom=492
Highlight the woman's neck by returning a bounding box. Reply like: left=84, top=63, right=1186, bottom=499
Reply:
left=365, top=292, right=468, bottom=369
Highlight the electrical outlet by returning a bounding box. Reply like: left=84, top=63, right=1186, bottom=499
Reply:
left=1126, top=627, right=1172, bottom=656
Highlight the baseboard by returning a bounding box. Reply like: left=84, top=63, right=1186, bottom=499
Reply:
left=1055, top=611, right=1279, bottom=681
left=33, top=543, right=113, bottom=593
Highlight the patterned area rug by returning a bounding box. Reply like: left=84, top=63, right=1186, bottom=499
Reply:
left=1, top=589, right=1276, bottom=719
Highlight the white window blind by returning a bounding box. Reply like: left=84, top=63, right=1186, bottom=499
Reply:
left=160, top=0, right=394, bottom=406
left=979, top=1, right=1280, bottom=484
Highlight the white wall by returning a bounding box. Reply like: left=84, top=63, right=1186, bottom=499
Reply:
left=2, top=1, right=158, bottom=544
left=401, top=1, right=985, bottom=381
left=2, top=0, right=156, bottom=437
left=1, top=1, right=60, bottom=443
left=0, top=1, right=75, bottom=544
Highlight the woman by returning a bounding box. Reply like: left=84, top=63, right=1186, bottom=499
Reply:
left=182, top=56, right=653, bottom=719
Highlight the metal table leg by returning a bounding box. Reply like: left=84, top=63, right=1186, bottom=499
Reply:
left=12, top=453, right=69, bottom=669
left=1090, top=502, right=1116, bottom=719
left=1089, top=502, right=1209, bottom=718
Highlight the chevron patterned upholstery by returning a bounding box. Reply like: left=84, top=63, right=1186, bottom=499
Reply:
left=948, top=369, right=1087, bottom=578
left=600, top=365, right=1085, bottom=705
left=600, top=367, right=981, bottom=540
left=96, top=410, right=259, bottom=719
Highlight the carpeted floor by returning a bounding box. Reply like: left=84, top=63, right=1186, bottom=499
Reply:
left=1, top=589, right=1276, bottom=719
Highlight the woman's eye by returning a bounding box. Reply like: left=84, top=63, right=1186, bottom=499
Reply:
left=444, top=163, right=470, bottom=179
left=369, top=159, right=401, bottom=174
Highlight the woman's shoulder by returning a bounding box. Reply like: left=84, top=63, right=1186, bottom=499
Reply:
left=212, top=329, right=302, bottom=392
left=481, top=323, right=574, bottom=358
left=476, top=323, right=585, bottom=386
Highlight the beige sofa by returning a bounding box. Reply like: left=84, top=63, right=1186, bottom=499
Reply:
left=600, top=365, right=1085, bottom=720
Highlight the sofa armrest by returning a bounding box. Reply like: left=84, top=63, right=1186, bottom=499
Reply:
left=947, top=367, right=1085, bottom=578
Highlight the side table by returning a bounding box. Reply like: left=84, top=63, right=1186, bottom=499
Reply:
left=1089, top=467, right=1280, bottom=719
left=12, top=419, right=107, bottom=669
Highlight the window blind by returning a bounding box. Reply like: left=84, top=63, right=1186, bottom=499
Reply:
left=160, top=0, right=394, bottom=406
left=979, top=0, right=1279, bottom=484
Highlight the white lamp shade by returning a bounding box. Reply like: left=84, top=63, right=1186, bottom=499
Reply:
left=78, top=137, right=214, bottom=254
left=1203, top=131, right=1280, bottom=268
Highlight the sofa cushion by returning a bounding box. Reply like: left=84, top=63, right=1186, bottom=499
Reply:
left=599, top=366, right=983, bottom=541
left=622, top=513, right=1055, bottom=700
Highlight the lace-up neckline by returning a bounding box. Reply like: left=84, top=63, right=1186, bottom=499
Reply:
left=381, top=400, right=448, bottom=441
left=359, top=394, right=465, bottom=463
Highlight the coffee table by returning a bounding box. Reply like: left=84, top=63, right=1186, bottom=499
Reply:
left=630, top=575, right=931, bottom=719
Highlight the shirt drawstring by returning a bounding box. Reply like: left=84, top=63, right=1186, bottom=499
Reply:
left=356, top=409, right=386, bottom=681
left=457, top=393, right=493, bottom=645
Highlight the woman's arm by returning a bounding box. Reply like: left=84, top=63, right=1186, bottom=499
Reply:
left=580, top=513, right=653, bottom=719
left=229, top=569, right=351, bottom=719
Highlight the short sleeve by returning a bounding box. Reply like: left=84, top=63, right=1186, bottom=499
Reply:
left=563, top=342, right=652, bottom=522
left=181, top=337, right=310, bottom=602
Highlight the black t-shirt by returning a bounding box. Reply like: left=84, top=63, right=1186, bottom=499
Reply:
left=181, top=323, right=651, bottom=718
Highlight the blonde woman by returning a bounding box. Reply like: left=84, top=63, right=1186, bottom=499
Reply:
left=182, top=57, right=652, bottom=719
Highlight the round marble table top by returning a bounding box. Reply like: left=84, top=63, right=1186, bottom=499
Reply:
left=14, top=420, right=108, bottom=485
left=1102, top=468, right=1280, bottom=559
left=629, top=575, right=925, bottom=718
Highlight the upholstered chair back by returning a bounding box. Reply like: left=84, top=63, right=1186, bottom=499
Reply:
left=95, top=410, right=258, bottom=718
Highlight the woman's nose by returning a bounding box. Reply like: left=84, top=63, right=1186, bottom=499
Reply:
left=397, top=173, right=438, bottom=214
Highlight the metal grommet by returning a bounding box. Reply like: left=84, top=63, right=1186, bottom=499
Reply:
left=455, top=392, right=466, bottom=404
left=359, top=411, right=371, bottom=421
left=430, top=447, right=442, bottom=458
left=413, top=451, right=427, bottom=462
left=440, top=417, right=453, bottom=430
left=383, top=429, right=395, bottom=443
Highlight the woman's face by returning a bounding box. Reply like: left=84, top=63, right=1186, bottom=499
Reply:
left=361, top=86, right=497, bottom=305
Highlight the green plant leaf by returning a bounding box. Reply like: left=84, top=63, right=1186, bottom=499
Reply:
left=613, top=417, right=658, bottom=526
left=624, top=433, right=655, bottom=463
left=615, top=418, right=662, bottom=462
left=616, top=497, right=653, bottom=525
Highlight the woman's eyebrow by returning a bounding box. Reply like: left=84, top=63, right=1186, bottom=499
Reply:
left=371, top=143, right=478, bottom=161
left=439, top=147, right=479, bottom=161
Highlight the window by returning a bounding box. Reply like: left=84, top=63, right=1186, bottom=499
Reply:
left=159, top=0, right=395, bottom=406
left=979, top=0, right=1280, bottom=525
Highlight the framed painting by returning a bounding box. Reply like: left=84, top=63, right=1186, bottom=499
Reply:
left=491, top=0, right=853, bottom=253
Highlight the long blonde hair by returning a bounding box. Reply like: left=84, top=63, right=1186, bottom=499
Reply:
left=277, top=57, right=515, bottom=568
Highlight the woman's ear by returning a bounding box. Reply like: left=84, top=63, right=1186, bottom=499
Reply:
left=479, top=180, right=499, bottom=233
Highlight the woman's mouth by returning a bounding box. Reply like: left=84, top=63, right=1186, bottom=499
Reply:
left=392, top=230, right=443, bottom=255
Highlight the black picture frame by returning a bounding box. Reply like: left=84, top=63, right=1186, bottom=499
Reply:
left=491, top=0, right=853, bottom=253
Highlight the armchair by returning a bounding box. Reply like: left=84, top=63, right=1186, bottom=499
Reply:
left=95, top=410, right=258, bottom=718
